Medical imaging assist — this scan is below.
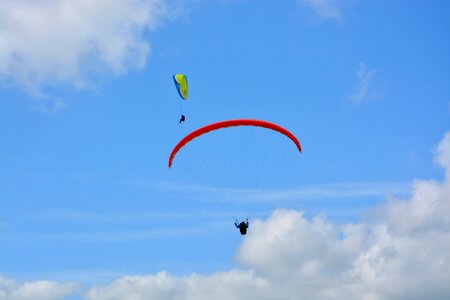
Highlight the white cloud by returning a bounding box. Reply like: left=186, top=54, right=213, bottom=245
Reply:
left=435, top=132, right=450, bottom=176
left=298, top=0, right=346, bottom=21
left=137, top=179, right=411, bottom=201
left=3, top=132, right=450, bottom=299
left=0, top=277, right=76, bottom=300
left=256, top=182, right=410, bottom=201
left=350, top=62, right=377, bottom=104
left=37, top=210, right=241, bottom=222
left=0, top=0, right=177, bottom=98
left=84, top=271, right=270, bottom=300
left=350, top=63, right=376, bottom=104
left=1, top=226, right=210, bottom=243
left=236, top=132, right=450, bottom=299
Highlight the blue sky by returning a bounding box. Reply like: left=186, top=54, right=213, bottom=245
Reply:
left=1, top=1, right=449, bottom=299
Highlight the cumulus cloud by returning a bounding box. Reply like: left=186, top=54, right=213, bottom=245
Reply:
left=435, top=132, right=450, bottom=177
left=84, top=271, right=270, bottom=300
left=0, top=277, right=76, bottom=300
left=237, top=132, right=450, bottom=299
left=350, top=62, right=377, bottom=104
left=3, top=132, right=450, bottom=299
left=0, top=0, right=177, bottom=98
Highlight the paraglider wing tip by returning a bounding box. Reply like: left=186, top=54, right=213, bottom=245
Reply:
left=292, top=137, right=302, bottom=153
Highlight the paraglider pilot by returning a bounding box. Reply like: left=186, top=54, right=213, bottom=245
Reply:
left=179, top=114, right=185, bottom=123
left=235, top=219, right=249, bottom=235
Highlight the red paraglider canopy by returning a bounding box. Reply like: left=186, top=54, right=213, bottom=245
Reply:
left=168, top=119, right=302, bottom=168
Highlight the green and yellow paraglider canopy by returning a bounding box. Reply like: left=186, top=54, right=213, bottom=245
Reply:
left=173, top=74, right=188, bottom=100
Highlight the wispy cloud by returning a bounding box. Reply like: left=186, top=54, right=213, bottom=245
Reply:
left=350, top=62, right=377, bottom=104
left=135, top=179, right=411, bottom=202
left=258, top=182, right=411, bottom=201
left=36, top=210, right=242, bottom=222
left=0, top=225, right=212, bottom=243
left=298, top=0, right=347, bottom=21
